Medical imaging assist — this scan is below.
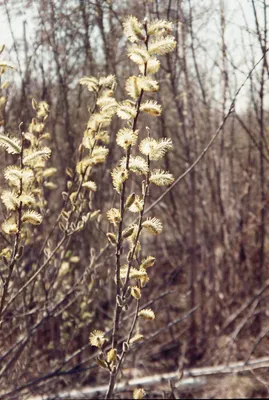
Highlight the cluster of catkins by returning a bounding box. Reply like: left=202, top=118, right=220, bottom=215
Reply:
left=89, top=16, right=176, bottom=399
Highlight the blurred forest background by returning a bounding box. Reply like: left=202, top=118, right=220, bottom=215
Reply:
left=1, top=0, right=269, bottom=398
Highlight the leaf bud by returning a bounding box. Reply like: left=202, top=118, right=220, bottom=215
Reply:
left=32, top=98, right=37, bottom=110
left=125, top=192, right=136, bottom=208
left=122, top=225, right=134, bottom=239
left=107, top=232, right=117, bottom=245
left=131, top=286, right=141, bottom=300
left=107, top=348, right=117, bottom=364
left=116, top=294, right=123, bottom=307
left=97, top=357, right=109, bottom=369
left=123, top=341, right=129, bottom=352
left=133, top=388, right=146, bottom=399
left=66, top=168, right=74, bottom=178
left=15, top=245, right=24, bottom=260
